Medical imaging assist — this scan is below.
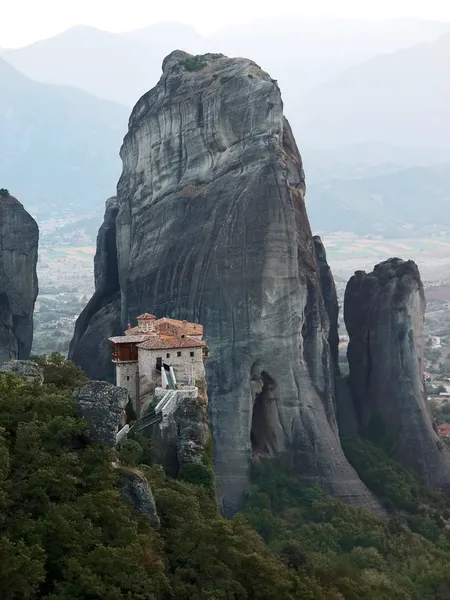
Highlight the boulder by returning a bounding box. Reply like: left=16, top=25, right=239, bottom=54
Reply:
left=0, top=359, right=44, bottom=384
left=118, top=468, right=161, bottom=528
left=74, top=380, right=128, bottom=447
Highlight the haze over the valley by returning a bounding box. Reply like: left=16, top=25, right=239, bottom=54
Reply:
left=2, top=1, right=450, bottom=352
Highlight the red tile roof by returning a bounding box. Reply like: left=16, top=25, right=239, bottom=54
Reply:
left=137, top=335, right=204, bottom=350
left=438, top=424, right=450, bottom=436
left=136, top=313, right=156, bottom=320
left=154, top=317, right=203, bottom=336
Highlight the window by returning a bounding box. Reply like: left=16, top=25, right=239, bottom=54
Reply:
left=126, top=376, right=130, bottom=381
left=156, top=357, right=162, bottom=371
left=166, top=353, right=170, bottom=358
left=177, top=351, right=182, bottom=357
left=190, top=351, right=195, bottom=357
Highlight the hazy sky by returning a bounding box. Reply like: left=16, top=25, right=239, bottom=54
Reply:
left=3, top=0, right=450, bottom=47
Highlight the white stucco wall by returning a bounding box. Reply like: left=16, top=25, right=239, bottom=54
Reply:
left=116, top=362, right=139, bottom=412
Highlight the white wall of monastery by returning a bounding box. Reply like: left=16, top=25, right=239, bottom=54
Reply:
left=115, top=362, right=139, bottom=410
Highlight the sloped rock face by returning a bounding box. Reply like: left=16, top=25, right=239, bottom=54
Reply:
left=71, top=51, right=381, bottom=516
left=118, top=469, right=160, bottom=528
left=345, top=258, right=450, bottom=492
left=69, top=197, right=121, bottom=382
left=0, top=194, right=38, bottom=366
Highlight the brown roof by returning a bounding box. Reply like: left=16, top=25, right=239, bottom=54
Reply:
left=137, top=335, right=204, bottom=350
left=438, top=424, right=450, bottom=436
left=154, top=317, right=203, bottom=336
left=136, top=313, right=156, bottom=320
left=109, top=335, right=149, bottom=344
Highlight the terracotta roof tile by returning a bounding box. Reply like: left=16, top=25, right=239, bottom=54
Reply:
left=136, top=313, right=156, bottom=320
left=137, top=335, right=204, bottom=350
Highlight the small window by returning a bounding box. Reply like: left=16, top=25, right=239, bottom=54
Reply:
left=177, top=351, right=182, bottom=357
left=156, top=357, right=162, bottom=370
left=190, top=351, right=195, bottom=357
left=166, top=353, right=170, bottom=358
left=126, top=376, right=130, bottom=381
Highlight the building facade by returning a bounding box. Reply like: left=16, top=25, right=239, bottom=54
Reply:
left=109, top=314, right=208, bottom=416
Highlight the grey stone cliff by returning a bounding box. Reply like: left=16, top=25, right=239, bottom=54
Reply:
left=70, top=51, right=381, bottom=516
left=69, top=197, right=122, bottom=382
left=0, top=194, right=38, bottom=366
left=345, top=258, right=450, bottom=492
left=73, top=380, right=127, bottom=447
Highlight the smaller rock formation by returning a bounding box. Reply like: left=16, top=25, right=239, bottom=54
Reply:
left=150, top=383, right=210, bottom=479
left=345, top=258, right=450, bottom=492
left=69, top=197, right=121, bottom=382
left=73, top=381, right=127, bottom=447
left=118, top=469, right=160, bottom=528
left=0, top=359, right=44, bottom=384
left=0, top=193, right=39, bottom=366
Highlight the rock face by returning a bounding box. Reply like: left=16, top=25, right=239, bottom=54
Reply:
left=150, top=383, right=210, bottom=478
left=0, top=194, right=38, bottom=366
left=71, top=51, right=381, bottom=516
left=345, top=258, right=450, bottom=492
left=118, top=469, right=160, bottom=528
left=0, top=359, right=44, bottom=384
left=73, top=381, right=128, bottom=447
left=69, top=197, right=122, bottom=382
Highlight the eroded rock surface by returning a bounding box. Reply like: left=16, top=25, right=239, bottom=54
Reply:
left=118, top=469, right=161, bottom=528
left=71, top=51, right=381, bottom=515
left=74, top=380, right=127, bottom=447
left=68, top=197, right=122, bottom=382
left=0, top=359, right=44, bottom=384
left=0, top=194, right=38, bottom=366
left=345, top=258, right=450, bottom=492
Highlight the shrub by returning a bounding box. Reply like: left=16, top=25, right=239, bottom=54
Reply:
left=178, top=461, right=214, bottom=488
left=181, top=56, right=207, bottom=72
left=117, top=439, right=143, bottom=466
left=0, top=188, right=9, bottom=197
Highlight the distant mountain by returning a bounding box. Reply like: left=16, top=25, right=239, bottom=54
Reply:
left=0, top=58, right=128, bottom=219
left=297, top=33, right=450, bottom=149
left=3, top=25, right=162, bottom=106
left=306, top=165, right=450, bottom=236
left=4, top=17, right=450, bottom=116
left=211, top=17, right=450, bottom=124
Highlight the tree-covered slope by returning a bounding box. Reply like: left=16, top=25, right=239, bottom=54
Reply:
left=3, top=358, right=450, bottom=599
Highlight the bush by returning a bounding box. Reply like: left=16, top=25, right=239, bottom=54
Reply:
left=0, top=188, right=9, bottom=197
left=178, top=461, right=214, bottom=488
left=181, top=56, right=207, bottom=71
left=117, top=439, right=144, bottom=466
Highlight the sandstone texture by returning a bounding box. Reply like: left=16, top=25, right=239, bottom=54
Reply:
left=0, top=359, right=44, bottom=384
left=69, top=197, right=122, bottom=382
left=0, top=194, right=38, bottom=366
left=71, top=51, right=381, bottom=515
left=345, top=258, right=450, bottom=492
left=73, top=380, right=128, bottom=447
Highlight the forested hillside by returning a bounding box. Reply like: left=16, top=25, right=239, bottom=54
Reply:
left=2, top=358, right=450, bottom=600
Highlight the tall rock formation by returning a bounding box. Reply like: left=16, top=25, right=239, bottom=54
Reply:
left=345, top=258, right=450, bottom=492
left=69, top=197, right=122, bottom=382
left=0, top=193, right=38, bottom=365
left=70, top=51, right=381, bottom=516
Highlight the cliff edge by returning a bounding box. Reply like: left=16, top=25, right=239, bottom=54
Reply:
left=0, top=192, right=38, bottom=365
